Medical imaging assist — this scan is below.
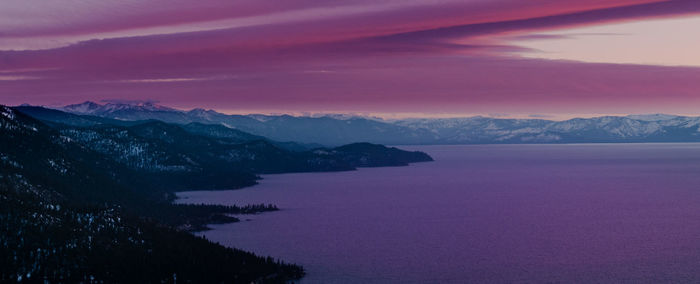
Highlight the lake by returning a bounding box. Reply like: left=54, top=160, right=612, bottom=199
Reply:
left=176, top=144, right=700, bottom=283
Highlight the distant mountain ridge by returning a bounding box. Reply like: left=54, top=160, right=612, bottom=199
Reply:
left=63, top=101, right=178, bottom=115
left=53, top=101, right=700, bottom=145
left=394, top=115, right=700, bottom=144
left=56, top=101, right=437, bottom=145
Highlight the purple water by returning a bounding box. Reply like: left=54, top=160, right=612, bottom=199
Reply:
left=176, top=144, right=700, bottom=283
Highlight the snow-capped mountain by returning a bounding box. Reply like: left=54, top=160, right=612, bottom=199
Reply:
left=626, top=114, right=682, bottom=121
left=394, top=115, right=700, bottom=143
left=63, top=101, right=177, bottom=115
left=60, top=101, right=103, bottom=114
left=55, top=102, right=700, bottom=145
left=56, top=101, right=438, bottom=145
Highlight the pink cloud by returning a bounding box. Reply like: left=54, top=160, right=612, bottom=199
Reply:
left=1, top=0, right=700, bottom=116
left=0, top=1, right=661, bottom=37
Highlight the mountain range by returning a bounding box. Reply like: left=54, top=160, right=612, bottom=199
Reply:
left=54, top=101, right=700, bottom=145
left=13, top=105, right=433, bottom=192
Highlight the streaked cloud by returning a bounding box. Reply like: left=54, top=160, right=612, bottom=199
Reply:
left=1, top=0, right=700, bottom=117
left=512, top=15, right=700, bottom=66
left=0, top=75, right=40, bottom=81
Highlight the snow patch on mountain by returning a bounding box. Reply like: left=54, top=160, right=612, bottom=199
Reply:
left=626, top=114, right=681, bottom=121
left=61, top=101, right=179, bottom=115
left=1, top=106, right=16, bottom=120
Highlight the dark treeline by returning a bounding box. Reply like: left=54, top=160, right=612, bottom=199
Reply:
left=146, top=203, right=279, bottom=231
left=172, top=203, right=279, bottom=214
left=0, top=189, right=304, bottom=283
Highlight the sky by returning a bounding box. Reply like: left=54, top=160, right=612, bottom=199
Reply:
left=1, top=0, right=700, bottom=119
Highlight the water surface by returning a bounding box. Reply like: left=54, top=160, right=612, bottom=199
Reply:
left=177, top=144, right=700, bottom=283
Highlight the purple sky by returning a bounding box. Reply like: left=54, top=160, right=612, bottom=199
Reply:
left=2, top=0, right=700, bottom=118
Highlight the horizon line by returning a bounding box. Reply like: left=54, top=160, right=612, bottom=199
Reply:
left=12, top=101, right=700, bottom=122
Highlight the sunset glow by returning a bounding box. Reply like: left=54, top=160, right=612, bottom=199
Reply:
left=2, top=0, right=700, bottom=117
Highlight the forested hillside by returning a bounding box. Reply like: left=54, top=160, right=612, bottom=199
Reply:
left=1, top=105, right=432, bottom=282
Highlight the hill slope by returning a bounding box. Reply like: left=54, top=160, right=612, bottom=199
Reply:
left=1, top=105, right=304, bottom=282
